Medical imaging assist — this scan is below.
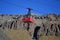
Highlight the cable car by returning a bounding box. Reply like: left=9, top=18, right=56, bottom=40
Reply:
left=22, top=8, right=34, bottom=23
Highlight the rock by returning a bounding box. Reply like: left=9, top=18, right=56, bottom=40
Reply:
left=0, top=14, right=60, bottom=40
left=0, top=29, right=10, bottom=40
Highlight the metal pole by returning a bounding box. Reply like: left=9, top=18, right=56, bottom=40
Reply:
left=27, top=8, right=32, bottom=31
left=27, top=8, right=32, bottom=17
left=27, top=23, right=30, bottom=31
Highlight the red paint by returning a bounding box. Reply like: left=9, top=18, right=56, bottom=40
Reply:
left=22, top=18, right=34, bottom=23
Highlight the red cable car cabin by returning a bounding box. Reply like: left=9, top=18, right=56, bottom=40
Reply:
left=22, top=17, right=34, bottom=23
left=22, top=8, right=34, bottom=23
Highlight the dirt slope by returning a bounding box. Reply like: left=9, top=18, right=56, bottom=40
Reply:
left=38, top=36, right=60, bottom=40
left=4, top=29, right=32, bottom=40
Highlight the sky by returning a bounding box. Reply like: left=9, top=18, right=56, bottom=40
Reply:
left=0, top=0, right=60, bottom=15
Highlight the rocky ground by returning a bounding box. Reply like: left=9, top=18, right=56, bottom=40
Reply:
left=0, top=14, right=60, bottom=40
left=0, top=29, right=10, bottom=40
